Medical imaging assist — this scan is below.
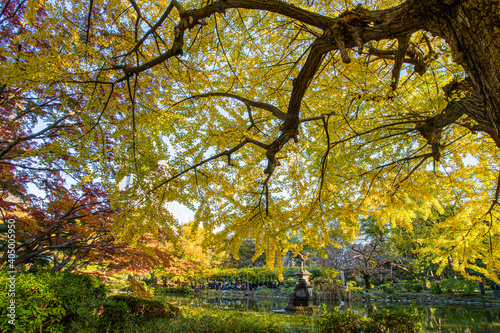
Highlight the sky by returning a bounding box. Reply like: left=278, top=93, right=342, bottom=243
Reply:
left=175, top=203, right=195, bottom=224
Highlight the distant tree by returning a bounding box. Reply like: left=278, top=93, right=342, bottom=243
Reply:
left=346, top=217, right=392, bottom=289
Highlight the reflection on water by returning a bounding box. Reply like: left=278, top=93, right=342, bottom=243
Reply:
left=160, top=294, right=289, bottom=312
left=158, top=294, right=500, bottom=332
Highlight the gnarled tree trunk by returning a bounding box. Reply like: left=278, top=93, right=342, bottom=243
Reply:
left=424, top=0, right=500, bottom=146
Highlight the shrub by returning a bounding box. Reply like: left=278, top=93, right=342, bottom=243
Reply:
left=108, top=295, right=181, bottom=320
left=0, top=270, right=105, bottom=333
left=314, top=306, right=369, bottom=333
left=371, top=305, right=424, bottom=333
left=440, top=279, right=477, bottom=294
left=94, top=295, right=181, bottom=332
left=278, top=286, right=293, bottom=295
left=258, top=288, right=275, bottom=296
left=409, top=282, right=423, bottom=293
left=396, top=282, right=423, bottom=292
left=283, top=277, right=296, bottom=288
left=461, top=280, right=478, bottom=294
left=315, top=305, right=424, bottom=333
left=95, top=299, right=129, bottom=332
left=441, top=279, right=459, bottom=294
left=382, top=285, right=395, bottom=293
left=399, top=282, right=412, bottom=291
left=156, top=285, right=189, bottom=294
left=430, top=282, right=442, bottom=294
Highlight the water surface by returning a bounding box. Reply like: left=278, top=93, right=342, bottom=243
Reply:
left=158, top=294, right=500, bottom=332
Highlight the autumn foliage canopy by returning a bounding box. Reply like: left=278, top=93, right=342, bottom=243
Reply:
left=1, top=0, right=499, bottom=280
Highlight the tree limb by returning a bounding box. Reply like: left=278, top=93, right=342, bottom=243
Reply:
left=172, top=92, right=286, bottom=120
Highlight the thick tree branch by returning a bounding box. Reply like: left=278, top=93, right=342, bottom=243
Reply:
left=391, top=33, right=411, bottom=90
left=119, top=0, right=437, bottom=76
left=173, top=92, right=286, bottom=120
left=265, top=36, right=333, bottom=175
left=416, top=79, right=500, bottom=161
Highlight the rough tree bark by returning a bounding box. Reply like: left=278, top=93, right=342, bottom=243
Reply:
left=423, top=0, right=500, bottom=147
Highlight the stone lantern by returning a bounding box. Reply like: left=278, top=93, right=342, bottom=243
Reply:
left=284, top=257, right=317, bottom=311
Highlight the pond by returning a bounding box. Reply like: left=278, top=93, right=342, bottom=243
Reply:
left=158, top=294, right=500, bottom=333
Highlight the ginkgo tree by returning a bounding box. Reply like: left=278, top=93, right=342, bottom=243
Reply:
left=1, top=0, right=499, bottom=281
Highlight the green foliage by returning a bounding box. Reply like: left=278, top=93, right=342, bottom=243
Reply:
left=157, top=285, right=194, bottom=294
left=108, top=295, right=182, bottom=320
left=315, top=305, right=424, bottom=333
left=95, top=295, right=181, bottom=332
left=283, top=277, right=297, bottom=288
left=315, top=305, right=368, bottom=333
left=0, top=270, right=105, bottom=333
left=319, top=268, right=340, bottom=280
left=278, top=286, right=294, bottom=295
left=430, top=282, right=442, bottom=294
left=410, top=283, right=424, bottom=293
left=394, top=282, right=422, bottom=293
left=394, top=282, right=423, bottom=293
left=95, top=300, right=129, bottom=332
left=393, top=283, right=402, bottom=291
left=440, top=279, right=477, bottom=294
left=370, top=306, right=424, bottom=333
left=126, top=308, right=296, bottom=333
left=382, top=285, right=395, bottom=294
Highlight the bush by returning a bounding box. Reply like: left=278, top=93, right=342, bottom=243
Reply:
left=315, top=305, right=424, bottom=333
left=283, top=277, right=297, bottom=288
left=382, top=285, right=395, bottom=294
left=315, top=306, right=368, bottom=333
left=395, top=282, right=423, bottom=293
left=0, top=270, right=105, bottom=333
left=430, top=282, right=442, bottom=294
left=400, top=282, right=412, bottom=291
left=109, top=295, right=181, bottom=320
left=278, top=286, right=293, bottom=295
left=370, top=306, right=424, bottom=333
left=95, top=299, right=129, bottom=332
left=440, top=279, right=477, bottom=294
left=157, top=285, right=193, bottom=294
left=95, top=295, right=181, bottom=332
left=409, top=282, right=423, bottom=293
